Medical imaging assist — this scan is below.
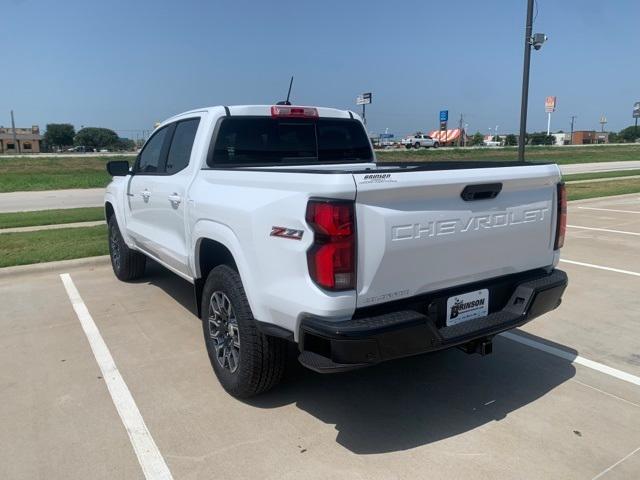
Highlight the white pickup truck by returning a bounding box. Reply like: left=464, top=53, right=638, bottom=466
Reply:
left=105, top=104, right=568, bottom=398
left=401, top=134, right=439, bottom=149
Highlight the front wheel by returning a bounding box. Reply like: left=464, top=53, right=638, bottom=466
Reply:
left=201, top=265, right=286, bottom=398
left=108, top=216, right=146, bottom=281
left=414, top=142, right=421, bottom=149
left=433, top=142, right=440, bottom=148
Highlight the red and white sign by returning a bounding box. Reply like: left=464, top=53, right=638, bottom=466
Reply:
left=545, top=96, right=557, bottom=113
left=428, top=128, right=463, bottom=142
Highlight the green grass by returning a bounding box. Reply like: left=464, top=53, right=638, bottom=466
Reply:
left=1, top=145, right=639, bottom=193
left=376, top=144, right=640, bottom=165
left=0, top=155, right=131, bottom=192
left=562, top=169, right=640, bottom=182
left=0, top=225, right=108, bottom=268
left=0, top=207, right=104, bottom=229
left=566, top=178, right=640, bottom=201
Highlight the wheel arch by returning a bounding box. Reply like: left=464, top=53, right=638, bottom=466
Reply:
left=191, top=221, right=261, bottom=320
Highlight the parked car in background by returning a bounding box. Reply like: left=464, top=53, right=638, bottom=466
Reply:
left=401, top=134, right=439, bottom=149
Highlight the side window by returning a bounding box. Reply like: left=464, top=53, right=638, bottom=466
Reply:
left=166, top=118, right=200, bottom=174
left=137, top=126, right=170, bottom=174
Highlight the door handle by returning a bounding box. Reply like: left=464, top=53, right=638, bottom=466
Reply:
left=141, top=189, right=151, bottom=202
left=168, top=193, right=182, bottom=205
left=460, top=183, right=502, bottom=201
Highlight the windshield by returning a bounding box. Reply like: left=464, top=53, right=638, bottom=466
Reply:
left=208, top=117, right=373, bottom=166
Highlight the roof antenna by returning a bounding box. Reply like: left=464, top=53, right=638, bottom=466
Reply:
left=276, top=76, right=294, bottom=105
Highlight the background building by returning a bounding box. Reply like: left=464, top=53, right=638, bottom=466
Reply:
left=0, top=125, right=42, bottom=153
left=572, top=130, right=609, bottom=145
left=551, top=132, right=572, bottom=145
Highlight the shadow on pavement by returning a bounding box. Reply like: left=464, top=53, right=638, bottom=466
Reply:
left=250, top=334, right=576, bottom=454
left=140, top=262, right=577, bottom=455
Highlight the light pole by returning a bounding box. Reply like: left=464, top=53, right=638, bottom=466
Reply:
left=518, top=0, right=547, bottom=161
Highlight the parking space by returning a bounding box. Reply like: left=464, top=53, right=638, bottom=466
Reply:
left=2, top=194, right=640, bottom=479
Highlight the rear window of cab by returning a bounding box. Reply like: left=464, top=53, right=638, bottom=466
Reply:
left=208, top=117, right=373, bottom=167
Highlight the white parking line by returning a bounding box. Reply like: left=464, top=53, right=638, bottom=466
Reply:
left=577, top=206, right=640, bottom=214
left=567, top=225, right=640, bottom=236
left=560, top=259, right=640, bottom=277
left=502, top=332, right=640, bottom=387
left=592, top=445, right=640, bottom=480
left=60, top=273, right=173, bottom=480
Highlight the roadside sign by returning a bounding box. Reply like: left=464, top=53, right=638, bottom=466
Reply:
left=439, top=110, right=448, bottom=122
left=356, top=92, right=372, bottom=105
left=545, top=96, right=557, bottom=113
left=379, top=133, right=394, bottom=138
left=634, top=102, right=640, bottom=118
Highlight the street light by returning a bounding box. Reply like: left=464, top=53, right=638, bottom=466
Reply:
left=518, top=0, right=548, bottom=161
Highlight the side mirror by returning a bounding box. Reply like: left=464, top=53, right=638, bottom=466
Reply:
left=107, top=160, right=130, bottom=176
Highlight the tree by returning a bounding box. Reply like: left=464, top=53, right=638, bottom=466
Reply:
left=617, top=125, right=640, bottom=143
left=493, top=135, right=502, bottom=145
left=529, top=131, right=554, bottom=145
left=44, top=123, right=75, bottom=150
left=111, top=137, right=135, bottom=151
left=504, top=134, right=518, bottom=146
left=74, top=127, right=119, bottom=150
left=470, top=131, right=485, bottom=146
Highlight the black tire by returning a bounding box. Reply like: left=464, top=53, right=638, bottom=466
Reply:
left=433, top=142, right=440, bottom=148
left=414, top=142, right=421, bottom=149
left=201, top=265, right=286, bottom=398
left=108, top=216, right=146, bottom=281
left=405, top=144, right=412, bottom=149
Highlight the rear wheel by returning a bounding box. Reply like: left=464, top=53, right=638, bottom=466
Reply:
left=201, top=265, right=286, bottom=398
left=433, top=142, right=440, bottom=148
left=108, top=216, right=146, bottom=281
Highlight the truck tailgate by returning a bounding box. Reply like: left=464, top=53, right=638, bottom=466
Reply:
left=353, top=164, right=561, bottom=307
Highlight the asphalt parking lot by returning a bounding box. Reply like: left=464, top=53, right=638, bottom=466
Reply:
left=1, top=194, right=640, bottom=480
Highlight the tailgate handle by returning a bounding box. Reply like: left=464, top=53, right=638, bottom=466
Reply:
left=461, top=183, right=502, bottom=201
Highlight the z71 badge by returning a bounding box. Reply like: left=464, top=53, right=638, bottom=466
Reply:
left=270, top=226, right=304, bottom=240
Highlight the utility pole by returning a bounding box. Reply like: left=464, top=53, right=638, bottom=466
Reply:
left=10, top=110, right=20, bottom=154
left=570, top=115, right=577, bottom=145
left=517, top=0, right=535, bottom=161
left=458, top=113, right=464, bottom=147
left=517, top=0, right=546, bottom=161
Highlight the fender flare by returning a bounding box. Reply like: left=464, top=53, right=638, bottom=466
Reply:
left=104, top=191, right=134, bottom=247
left=190, top=219, right=264, bottom=321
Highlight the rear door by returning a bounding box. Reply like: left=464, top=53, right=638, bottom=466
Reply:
left=353, top=164, right=561, bottom=308
left=127, top=118, right=200, bottom=276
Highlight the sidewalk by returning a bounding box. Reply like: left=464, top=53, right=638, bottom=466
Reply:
left=0, top=188, right=105, bottom=213
left=0, top=220, right=105, bottom=234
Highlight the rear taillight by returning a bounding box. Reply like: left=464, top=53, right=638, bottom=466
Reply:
left=555, top=182, right=567, bottom=249
left=306, top=200, right=356, bottom=290
left=271, top=105, right=319, bottom=118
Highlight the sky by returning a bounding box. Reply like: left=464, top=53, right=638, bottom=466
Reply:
left=1, top=0, right=638, bottom=139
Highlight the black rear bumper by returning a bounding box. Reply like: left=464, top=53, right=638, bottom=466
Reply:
left=298, top=269, right=568, bottom=373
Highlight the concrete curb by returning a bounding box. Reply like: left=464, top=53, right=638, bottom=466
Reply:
left=0, top=220, right=105, bottom=234
left=0, top=255, right=110, bottom=279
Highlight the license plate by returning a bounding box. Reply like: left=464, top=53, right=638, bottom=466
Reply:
left=446, top=289, right=489, bottom=326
